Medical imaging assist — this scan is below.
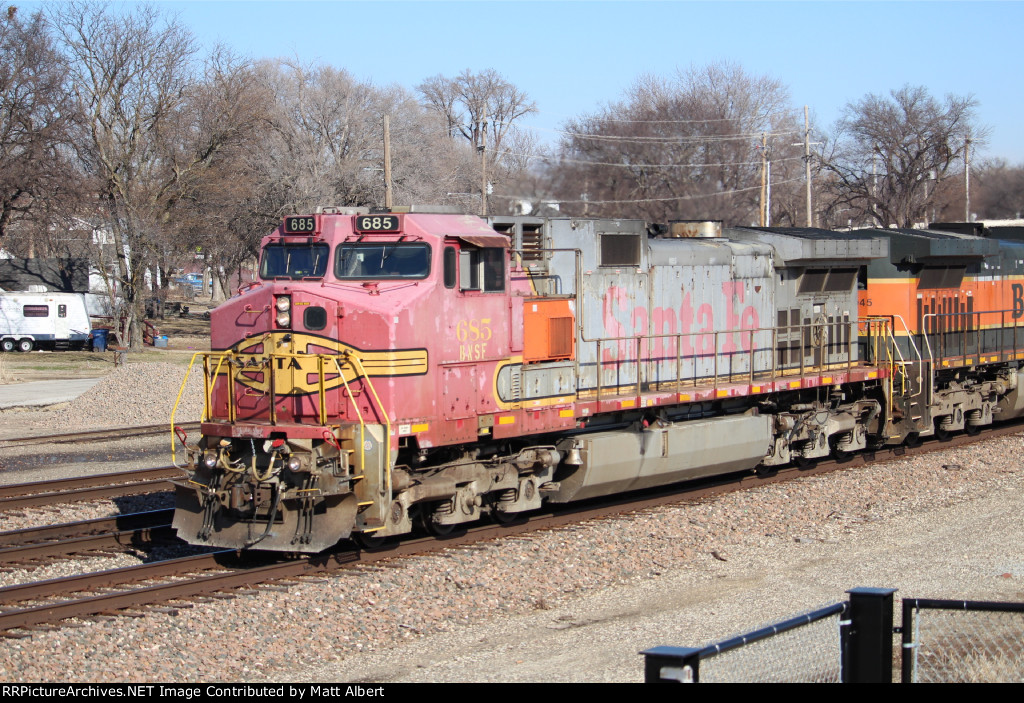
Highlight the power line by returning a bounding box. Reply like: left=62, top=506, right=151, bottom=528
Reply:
left=492, top=176, right=806, bottom=206
left=547, top=108, right=800, bottom=126
left=501, top=151, right=805, bottom=170
left=530, top=125, right=802, bottom=144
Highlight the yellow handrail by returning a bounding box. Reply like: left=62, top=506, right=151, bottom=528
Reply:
left=344, top=351, right=393, bottom=502
left=170, top=351, right=205, bottom=468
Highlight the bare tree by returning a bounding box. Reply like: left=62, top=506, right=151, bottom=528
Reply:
left=52, top=1, right=201, bottom=347
left=971, top=160, right=1024, bottom=220
left=822, top=85, right=983, bottom=228
left=161, top=49, right=273, bottom=301
left=418, top=69, right=537, bottom=156
left=53, top=3, right=270, bottom=340
left=251, top=59, right=476, bottom=220
left=0, top=6, right=78, bottom=240
left=548, top=62, right=797, bottom=224
left=417, top=69, right=538, bottom=211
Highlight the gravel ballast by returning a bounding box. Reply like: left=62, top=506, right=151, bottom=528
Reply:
left=0, top=364, right=1021, bottom=682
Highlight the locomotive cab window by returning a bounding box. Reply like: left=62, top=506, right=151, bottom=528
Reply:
left=260, top=243, right=329, bottom=280
left=459, top=247, right=505, bottom=292
left=444, top=247, right=457, bottom=288
left=335, top=243, right=431, bottom=280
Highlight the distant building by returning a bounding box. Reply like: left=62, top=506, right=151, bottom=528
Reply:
left=0, top=257, right=90, bottom=293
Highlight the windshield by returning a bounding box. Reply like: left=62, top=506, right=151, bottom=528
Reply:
left=335, top=243, right=431, bottom=280
left=260, top=243, right=329, bottom=280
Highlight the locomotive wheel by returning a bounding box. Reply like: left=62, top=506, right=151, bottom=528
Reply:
left=426, top=519, right=455, bottom=537
left=964, top=423, right=982, bottom=436
left=903, top=432, right=922, bottom=448
left=353, top=531, right=387, bottom=550
left=491, top=506, right=521, bottom=524
left=934, top=426, right=952, bottom=442
left=794, top=455, right=814, bottom=470
left=832, top=447, right=853, bottom=462
left=413, top=506, right=454, bottom=536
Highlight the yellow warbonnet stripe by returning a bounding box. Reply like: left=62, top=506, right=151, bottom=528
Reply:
left=226, top=331, right=427, bottom=396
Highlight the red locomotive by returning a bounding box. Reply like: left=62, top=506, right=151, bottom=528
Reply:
left=171, top=208, right=1024, bottom=551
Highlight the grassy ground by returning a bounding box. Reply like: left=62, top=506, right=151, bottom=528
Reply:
left=0, top=298, right=213, bottom=384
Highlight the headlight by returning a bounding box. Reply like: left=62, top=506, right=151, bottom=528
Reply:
left=276, top=296, right=291, bottom=312
left=276, top=311, right=291, bottom=327
left=286, top=456, right=302, bottom=472
left=202, top=451, right=218, bottom=468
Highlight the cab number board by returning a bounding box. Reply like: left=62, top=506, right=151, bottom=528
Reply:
left=355, top=215, right=400, bottom=232
left=284, top=216, right=316, bottom=234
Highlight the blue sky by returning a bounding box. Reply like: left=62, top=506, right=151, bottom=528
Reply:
left=29, top=1, right=1024, bottom=163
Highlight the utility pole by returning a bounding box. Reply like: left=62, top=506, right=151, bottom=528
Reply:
left=789, top=106, right=821, bottom=227
left=383, top=115, right=393, bottom=209
left=871, top=147, right=879, bottom=226
left=964, top=135, right=972, bottom=222
left=480, top=101, right=488, bottom=217
left=803, top=106, right=812, bottom=227
left=759, top=132, right=768, bottom=227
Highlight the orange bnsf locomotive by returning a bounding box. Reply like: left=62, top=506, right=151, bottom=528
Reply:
left=170, top=209, right=1024, bottom=552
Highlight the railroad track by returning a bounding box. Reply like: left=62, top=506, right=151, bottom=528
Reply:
left=0, top=466, right=182, bottom=511
left=0, top=422, right=200, bottom=448
left=1, top=420, right=1021, bottom=636
left=0, top=509, right=176, bottom=567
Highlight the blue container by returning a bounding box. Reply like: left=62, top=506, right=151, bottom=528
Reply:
left=154, top=335, right=168, bottom=348
left=90, top=328, right=109, bottom=352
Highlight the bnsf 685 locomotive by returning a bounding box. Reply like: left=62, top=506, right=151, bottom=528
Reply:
left=171, top=208, right=1024, bottom=551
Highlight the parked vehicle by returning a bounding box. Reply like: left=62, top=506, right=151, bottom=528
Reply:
left=0, top=292, right=91, bottom=351
left=173, top=273, right=206, bottom=294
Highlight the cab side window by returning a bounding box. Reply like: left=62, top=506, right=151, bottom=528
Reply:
left=444, top=247, right=457, bottom=289
left=459, top=247, right=505, bottom=293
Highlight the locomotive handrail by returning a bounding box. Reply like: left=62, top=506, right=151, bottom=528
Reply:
left=343, top=352, right=393, bottom=512
left=180, top=347, right=395, bottom=531
left=331, top=355, right=368, bottom=501
left=867, top=314, right=921, bottom=399
left=583, top=317, right=890, bottom=402
left=921, top=307, right=1024, bottom=371
left=330, top=354, right=391, bottom=534
left=170, top=351, right=207, bottom=468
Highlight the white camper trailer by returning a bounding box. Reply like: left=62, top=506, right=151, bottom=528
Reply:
left=0, top=292, right=91, bottom=351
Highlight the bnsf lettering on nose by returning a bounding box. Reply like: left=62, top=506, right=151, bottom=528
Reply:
left=457, top=318, right=491, bottom=361
left=1014, top=283, right=1024, bottom=319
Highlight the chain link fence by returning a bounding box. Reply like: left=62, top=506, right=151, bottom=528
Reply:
left=698, top=607, right=845, bottom=683
left=643, top=590, right=1024, bottom=683
left=902, top=599, right=1024, bottom=683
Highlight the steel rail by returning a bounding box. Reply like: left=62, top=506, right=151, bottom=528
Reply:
left=0, top=550, right=356, bottom=632
left=0, top=466, right=182, bottom=510
left=0, top=422, right=201, bottom=448
left=2, top=417, right=1022, bottom=634
left=0, top=525, right=176, bottom=565
left=0, top=509, right=174, bottom=548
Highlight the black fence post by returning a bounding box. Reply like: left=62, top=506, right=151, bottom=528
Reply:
left=640, top=646, right=702, bottom=682
left=845, top=587, right=897, bottom=683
